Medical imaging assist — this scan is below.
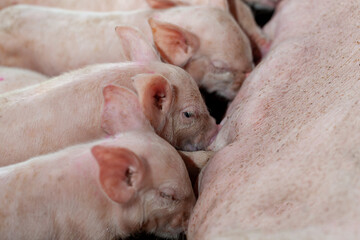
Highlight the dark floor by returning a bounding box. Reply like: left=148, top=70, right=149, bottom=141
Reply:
left=127, top=5, right=274, bottom=240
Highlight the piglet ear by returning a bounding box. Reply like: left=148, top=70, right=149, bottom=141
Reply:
left=132, top=74, right=173, bottom=133
left=209, top=0, right=229, bottom=11
left=101, top=85, right=152, bottom=136
left=115, top=26, right=160, bottom=62
left=92, top=146, right=145, bottom=204
left=145, top=0, right=178, bottom=8
left=148, top=18, right=199, bottom=67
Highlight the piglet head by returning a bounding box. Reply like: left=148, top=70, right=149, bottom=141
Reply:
left=149, top=8, right=254, bottom=100
left=91, top=132, right=195, bottom=238
left=132, top=72, right=218, bottom=151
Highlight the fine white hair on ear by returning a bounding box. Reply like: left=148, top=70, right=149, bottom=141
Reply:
left=148, top=18, right=200, bottom=67
left=132, top=74, right=173, bottom=133
left=91, top=146, right=146, bottom=204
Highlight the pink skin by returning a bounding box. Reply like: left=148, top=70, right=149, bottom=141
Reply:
left=0, top=5, right=252, bottom=99
left=0, top=6, right=160, bottom=77
left=243, top=0, right=280, bottom=9
left=189, top=0, right=360, bottom=239
left=0, top=62, right=216, bottom=166
left=0, top=0, right=267, bottom=66
left=0, top=131, right=196, bottom=240
left=0, top=66, right=48, bottom=94
left=0, top=0, right=152, bottom=11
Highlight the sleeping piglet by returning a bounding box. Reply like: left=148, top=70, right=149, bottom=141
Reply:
left=0, top=0, right=269, bottom=60
left=0, top=62, right=217, bottom=166
left=0, top=5, right=252, bottom=99
left=0, top=129, right=196, bottom=239
left=0, top=66, right=48, bottom=94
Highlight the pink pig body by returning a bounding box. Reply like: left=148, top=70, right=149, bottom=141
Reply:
left=0, top=5, right=159, bottom=76
left=0, top=66, right=48, bottom=94
left=0, top=131, right=196, bottom=239
left=0, top=4, right=252, bottom=99
left=0, top=0, right=268, bottom=58
left=0, top=62, right=216, bottom=166
left=189, top=0, right=360, bottom=239
left=0, top=0, right=152, bottom=11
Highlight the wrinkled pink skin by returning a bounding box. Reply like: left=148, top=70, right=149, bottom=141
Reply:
left=0, top=131, right=196, bottom=239
left=0, top=66, right=47, bottom=94
left=0, top=5, right=252, bottom=99
left=0, top=62, right=216, bottom=166
left=190, top=0, right=360, bottom=239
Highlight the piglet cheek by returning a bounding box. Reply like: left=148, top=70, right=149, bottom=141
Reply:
left=0, top=77, right=4, bottom=81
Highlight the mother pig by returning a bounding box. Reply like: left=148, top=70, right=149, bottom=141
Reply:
left=189, top=0, right=360, bottom=239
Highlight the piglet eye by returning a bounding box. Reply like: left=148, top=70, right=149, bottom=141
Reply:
left=160, top=191, right=176, bottom=201
left=183, top=112, right=193, bottom=118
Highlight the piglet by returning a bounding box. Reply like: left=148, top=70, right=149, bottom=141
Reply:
left=0, top=6, right=159, bottom=76
left=0, top=0, right=154, bottom=11
left=0, top=0, right=228, bottom=11
left=0, top=62, right=217, bottom=166
left=0, top=5, right=252, bottom=99
left=0, top=130, right=196, bottom=239
left=0, top=66, right=48, bottom=94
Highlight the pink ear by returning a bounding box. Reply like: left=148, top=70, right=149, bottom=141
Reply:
left=92, top=146, right=145, bottom=204
left=101, top=85, right=152, bottom=136
left=115, top=26, right=160, bottom=62
left=132, top=74, right=173, bottom=133
left=145, top=0, right=178, bottom=8
left=148, top=18, right=199, bottom=67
